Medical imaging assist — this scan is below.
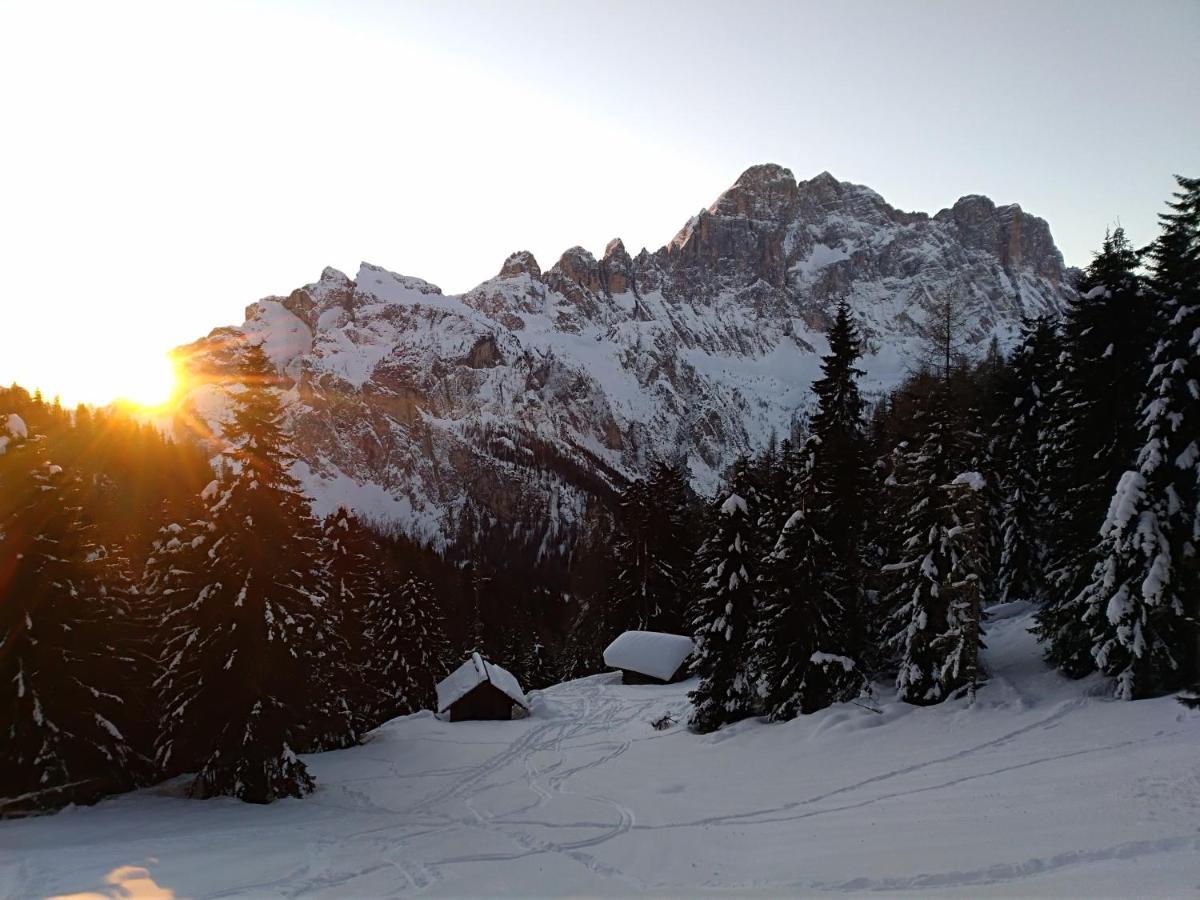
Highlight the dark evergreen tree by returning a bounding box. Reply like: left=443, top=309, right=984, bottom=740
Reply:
left=881, top=380, right=987, bottom=704
left=1036, top=228, right=1155, bottom=677
left=323, top=507, right=382, bottom=735
left=758, top=438, right=864, bottom=719
left=807, top=300, right=871, bottom=659
left=1, top=417, right=147, bottom=814
left=366, top=574, right=450, bottom=724
left=970, top=338, right=1012, bottom=599
left=1076, top=177, right=1199, bottom=699
left=152, top=346, right=338, bottom=803
left=689, top=461, right=760, bottom=733
left=997, top=317, right=1060, bottom=602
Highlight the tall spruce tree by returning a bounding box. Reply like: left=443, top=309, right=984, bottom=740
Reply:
left=971, top=339, right=1012, bottom=599
left=808, top=301, right=871, bottom=659
left=1075, top=177, right=1199, bottom=699
left=882, top=388, right=989, bottom=704
left=881, top=289, right=990, bottom=705
left=997, top=317, right=1060, bottom=602
left=1036, top=228, right=1155, bottom=677
left=689, top=461, right=761, bottom=733
left=152, top=346, right=341, bottom=803
left=758, top=438, right=864, bottom=719
left=323, top=507, right=382, bottom=735
left=1, top=418, right=146, bottom=814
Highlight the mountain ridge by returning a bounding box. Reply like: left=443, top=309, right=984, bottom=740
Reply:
left=173, top=164, right=1075, bottom=551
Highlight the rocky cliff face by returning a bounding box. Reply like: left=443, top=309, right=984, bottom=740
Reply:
left=173, top=164, right=1072, bottom=552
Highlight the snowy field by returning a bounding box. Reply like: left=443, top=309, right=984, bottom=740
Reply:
left=3, top=602, right=1198, bottom=898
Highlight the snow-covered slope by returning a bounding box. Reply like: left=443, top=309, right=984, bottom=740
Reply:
left=173, top=165, right=1074, bottom=548
left=4, top=604, right=1196, bottom=898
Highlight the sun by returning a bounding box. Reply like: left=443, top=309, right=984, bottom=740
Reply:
left=100, top=351, right=184, bottom=412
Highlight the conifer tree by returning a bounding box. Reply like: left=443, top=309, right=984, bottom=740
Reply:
left=1, top=418, right=146, bottom=814
left=323, top=507, right=382, bottom=735
left=882, top=380, right=987, bottom=704
left=808, top=301, right=871, bottom=658
left=610, top=477, right=652, bottom=631
left=689, top=461, right=760, bottom=733
left=152, top=346, right=339, bottom=803
left=997, top=317, right=1060, bottom=602
left=1075, top=177, right=1199, bottom=699
left=1037, top=228, right=1155, bottom=677
left=366, top=574, right=450, bottom=724
left=970, top=340, right=1012, bottom=598
left=758, top=438, right=863, bottom=719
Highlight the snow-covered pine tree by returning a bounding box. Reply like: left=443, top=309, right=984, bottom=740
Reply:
left=1073, top=177, right=1199, bottom=700
left=970, top=338, right=1012, bottom=600
left=808, top=300, right=872, bottom=660
left=1, top=417, right=147, bottom=814
left=941, top=470, right=989, bottom=698
left=366, top=574, right=450, bottom=724
left=882, top=382, right=988, bottom=704
left=153, top=345, right=340, bottom=803
left=322, top=507, right=382, bottom=735
left=866, top=436, right=910, bottom=660
left=689, top=460, right=761, bottom=733
left=758, top=438, right=864, bottom=719
left=878, top=292, right=988, bottom=710
left=878, top=288, right=990, bottom=703
left=1036, top=228, right=1155, bottom=676
left=997, top=316, right=1060, bottom=602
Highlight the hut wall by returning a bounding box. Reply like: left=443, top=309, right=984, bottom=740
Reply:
left=448, top=683, right=517, bottom=722
left=620, top=665, right=687, bottom=685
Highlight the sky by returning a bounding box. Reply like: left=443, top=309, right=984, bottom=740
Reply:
left=1, top=0, right=1197, bottom=406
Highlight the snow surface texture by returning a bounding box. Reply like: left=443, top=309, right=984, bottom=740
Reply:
left=603, top=630, right=695, bottom=681
left=4, top=604, right=1198, bottom=898
left=172, top=167, right=1074, bottom=550
left=436, top=652, right=528, bottom=713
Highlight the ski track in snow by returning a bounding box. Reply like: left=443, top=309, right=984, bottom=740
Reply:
left=3, top=604, right=1200, bottom=898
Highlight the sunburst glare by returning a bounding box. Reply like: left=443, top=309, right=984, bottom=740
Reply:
left=91, top=350, right=181, bottom=411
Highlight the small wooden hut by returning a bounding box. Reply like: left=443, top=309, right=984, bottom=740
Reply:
left=603, top=631, right=695, bottom=685
left=436, top=652, right=529, bottom=722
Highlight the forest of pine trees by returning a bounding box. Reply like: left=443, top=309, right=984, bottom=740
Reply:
left=2, top=176, right=1196, bottom=814
left=659, top=178, right=1198, bottom=729
left=0, top=359, right=454, bottom=813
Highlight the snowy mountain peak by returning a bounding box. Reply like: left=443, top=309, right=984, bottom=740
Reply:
left=355, top=262, right=443, bottom=300
left=175, top=164, right=1076, bottom=549
left=936, top=196, right=1065, bottom=281
left=710, top=163, right=800, bottom=221
left=602, top=237, right=628, bottom=263
left=319, top=266, right=354, bottom=289
left=499, top=250, right=541, bottom=279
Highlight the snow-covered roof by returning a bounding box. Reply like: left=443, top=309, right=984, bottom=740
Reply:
left=603, top=631, right=695, bottom=681
left=436, top=652, right=528, bottom=713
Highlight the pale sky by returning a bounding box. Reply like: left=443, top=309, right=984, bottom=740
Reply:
left=1, top=0, right=1197, bottom=406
